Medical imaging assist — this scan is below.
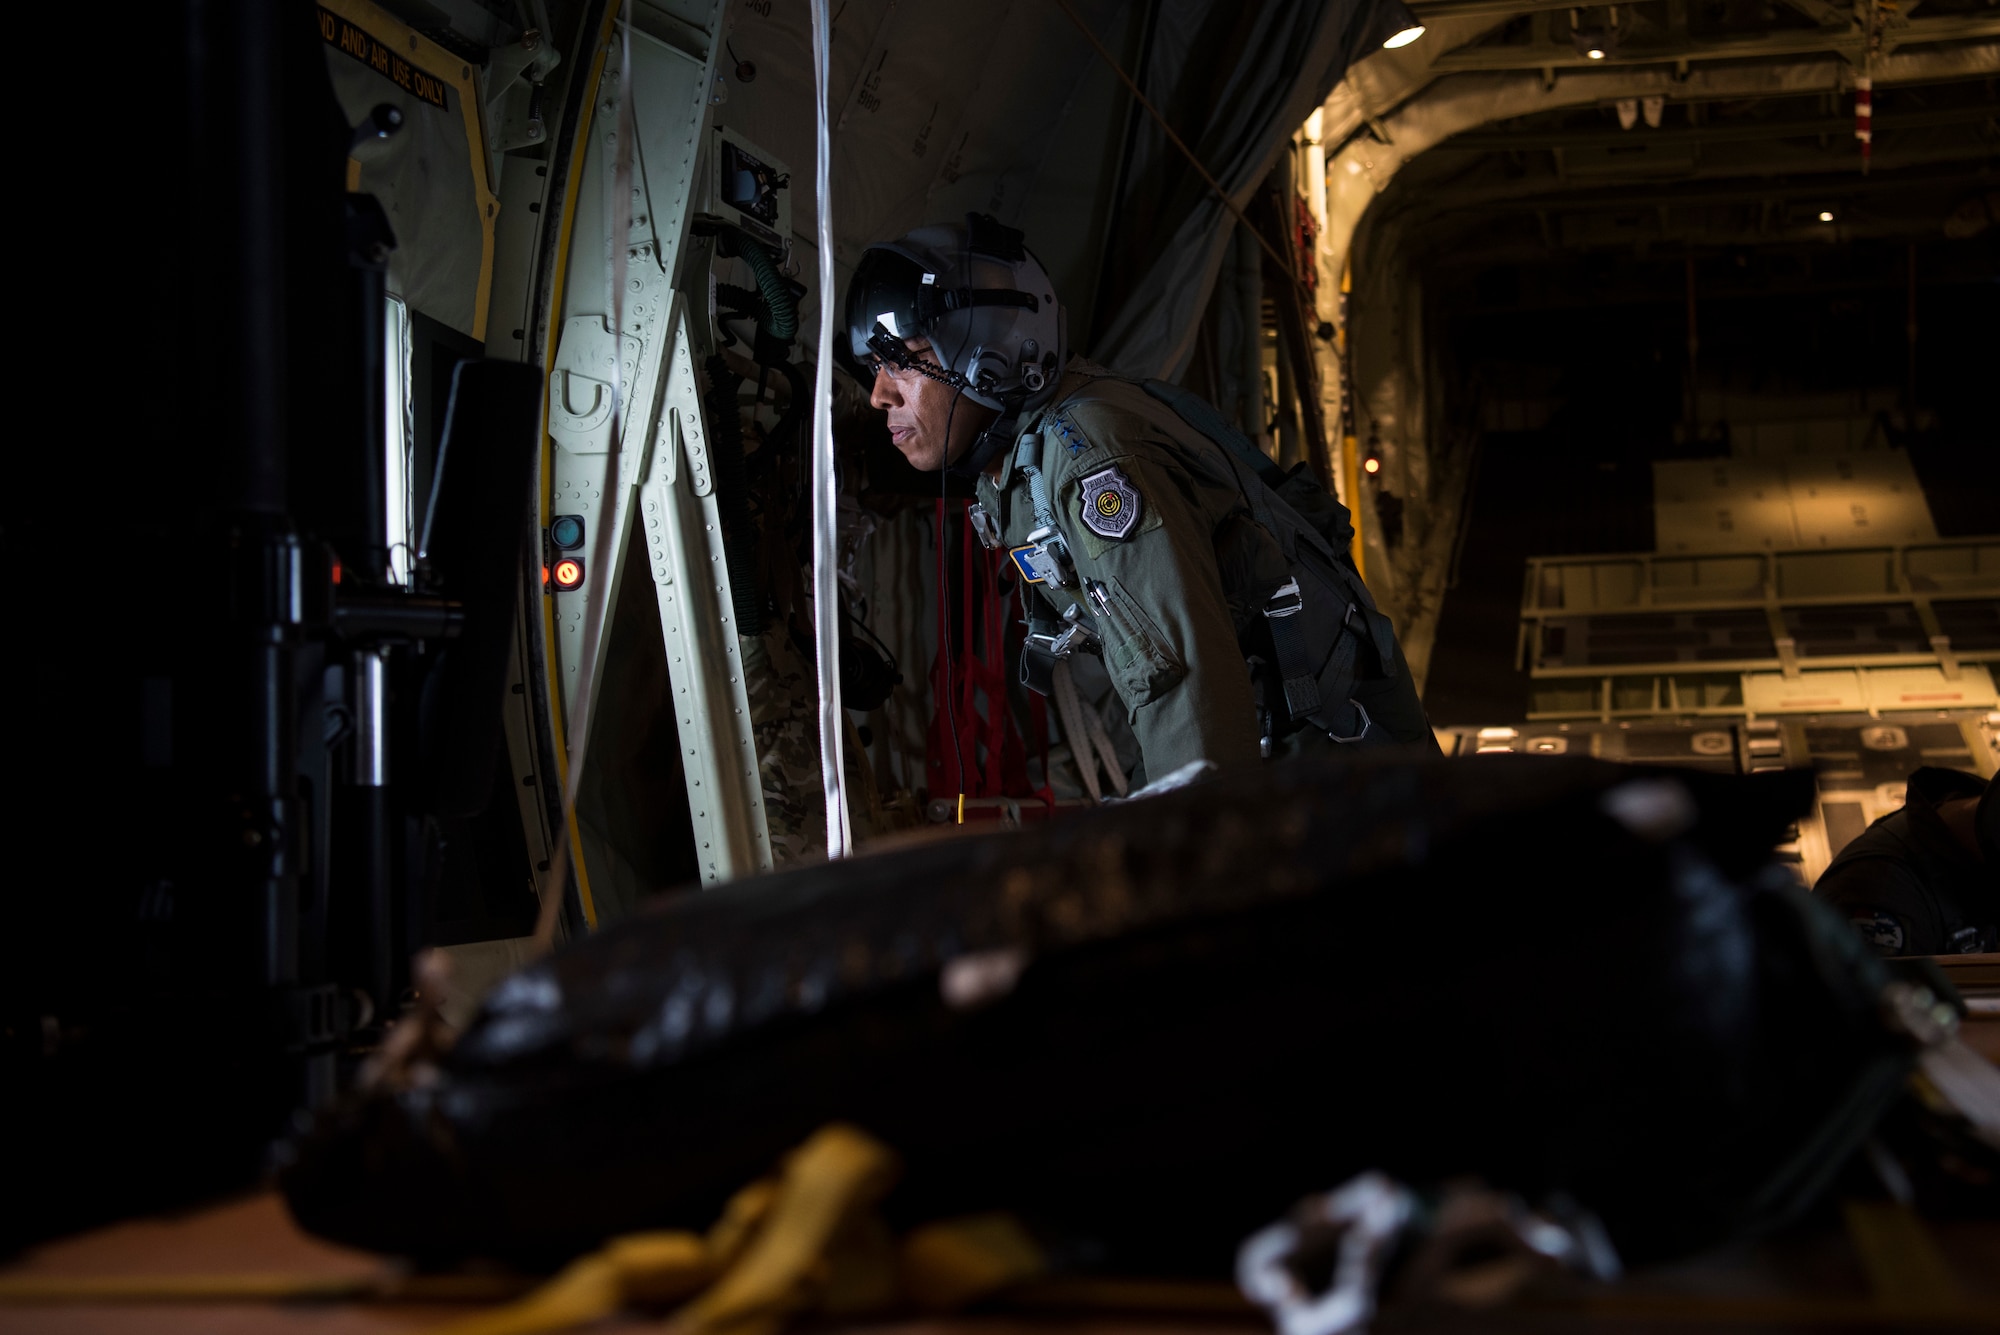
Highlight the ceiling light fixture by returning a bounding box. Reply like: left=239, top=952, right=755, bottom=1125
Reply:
left=1570, top=5, right=1621, bottom=61
left=1383, top=24, right=1426, bottom=48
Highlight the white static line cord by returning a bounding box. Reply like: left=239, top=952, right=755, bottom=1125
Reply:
left=809, top=0, right=853, bottom=857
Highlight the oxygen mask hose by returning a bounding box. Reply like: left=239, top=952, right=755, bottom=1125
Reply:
left=731, top=232, right=797, bottom=343
left=719, top=244, right=810, bottom=467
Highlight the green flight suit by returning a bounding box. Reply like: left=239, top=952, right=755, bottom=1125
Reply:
left=974, top=359, right=1436, bottom=783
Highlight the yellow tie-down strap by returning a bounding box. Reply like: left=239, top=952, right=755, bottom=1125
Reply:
left=0, top=1125, right=1052, bottom=1335
left=426, top=1123, right=1051, bottom=1335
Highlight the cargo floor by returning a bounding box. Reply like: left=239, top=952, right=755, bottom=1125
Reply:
left=4, top=1190, right=1995, bottom=1334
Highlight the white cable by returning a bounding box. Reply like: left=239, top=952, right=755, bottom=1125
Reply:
left=809, top=0, right=852, bottom=858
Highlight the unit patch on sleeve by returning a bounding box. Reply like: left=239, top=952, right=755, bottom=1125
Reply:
left=1078, top=465, right=1142, bottom=541
left=1851, top=912, right=1906, bottom=954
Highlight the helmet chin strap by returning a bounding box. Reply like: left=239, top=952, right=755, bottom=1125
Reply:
left=946, top=393, right=1023, bottom=479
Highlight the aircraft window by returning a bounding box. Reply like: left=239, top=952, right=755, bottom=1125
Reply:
left=384, top=293, right=414, bottom=586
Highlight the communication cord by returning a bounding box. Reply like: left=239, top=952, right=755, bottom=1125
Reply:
left=809, top=0, right=853, bottom=857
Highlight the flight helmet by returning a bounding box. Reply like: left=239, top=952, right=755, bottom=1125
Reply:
left=842, top=213, right=1066, bottom=420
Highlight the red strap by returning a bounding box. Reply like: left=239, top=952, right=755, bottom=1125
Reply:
left=926, top=500, right=963, bottom=796
left=925, top=499, right=1036, bottom=805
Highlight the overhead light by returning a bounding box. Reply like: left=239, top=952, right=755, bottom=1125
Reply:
left=1818, top=210, right=1835, bottom=222
left=1383, top=24, right=1425, bottom=48
left=1571, top=9, right=1620, bottom=61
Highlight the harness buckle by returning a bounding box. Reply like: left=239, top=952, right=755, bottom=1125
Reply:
left=966, top=502, right=1002, bottom=551
left=1265, top=578, right=1304, bottom=619
left=1025, top=604, right=1099, bottom=662
left=1050, top=603, right=1099, bottom=656
left=1020, top=601, right=1094, bottom=696
left=1012, top=525, right=1073, bottom=587
left=1327, top=698, right=1372, bottom=745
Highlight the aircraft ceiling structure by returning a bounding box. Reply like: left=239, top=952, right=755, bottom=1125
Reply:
left=696, top=0, right=1414, bottom=378
left=1319, top=0, right=1999, bottom=284
left=1298, top=0, right=1998, bottom=691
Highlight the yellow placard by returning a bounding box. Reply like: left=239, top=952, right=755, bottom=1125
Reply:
left=317, top=6, right=451, bottom=110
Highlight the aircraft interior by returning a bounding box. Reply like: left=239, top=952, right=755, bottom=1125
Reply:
left=3, top=0, right=1996, bottom=1330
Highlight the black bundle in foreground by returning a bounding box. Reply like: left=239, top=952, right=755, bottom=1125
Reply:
left=283, top=754, right=1911, bottom=1271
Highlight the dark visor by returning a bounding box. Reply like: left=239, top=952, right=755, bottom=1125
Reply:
left=843, top=248, right=931, bottom=364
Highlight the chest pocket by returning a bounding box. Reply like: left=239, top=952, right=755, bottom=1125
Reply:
left=1092, top=575, right=1187, bottom=705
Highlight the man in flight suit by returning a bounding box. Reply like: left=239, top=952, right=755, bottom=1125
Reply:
left=843, top=214, right=1434, bottom=784
left=1816, top=767, right=1997, bottom=956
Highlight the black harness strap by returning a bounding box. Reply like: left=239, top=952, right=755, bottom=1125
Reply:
left=1265, top=584, right=1368, bottom=740
left=1029, top=370, right=1388, bottom=745
left=1134, top=379, right=1381, bottom=741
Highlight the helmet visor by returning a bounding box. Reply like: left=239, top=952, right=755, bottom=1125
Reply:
left=843, top=247, right=933, bottom=370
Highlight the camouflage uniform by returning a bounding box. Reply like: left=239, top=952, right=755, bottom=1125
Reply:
left=741, top=631, right=829, bottom=865
left=975, top=359, right=1436, bottom=782
left=741, top=628, right=885, bottom=865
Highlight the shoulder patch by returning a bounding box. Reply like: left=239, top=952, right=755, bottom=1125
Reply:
left=1851, top=912, right=1906, bottom=954
left=1079, top=465, right=1142, bottom=540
